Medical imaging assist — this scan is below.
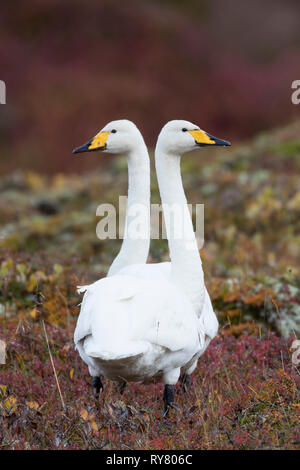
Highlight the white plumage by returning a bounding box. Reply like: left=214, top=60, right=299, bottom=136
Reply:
left=73, top=119, right=230, bottom=412
left=75, top=274, right=203, bottom=384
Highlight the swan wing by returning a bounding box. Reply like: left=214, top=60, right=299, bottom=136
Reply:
left=74, top=276, right=139, bottom=346
left=74, top=274, right=200, bottom=361
left=115, top=263, right=217, bottom=343
left=198, top=287, right=219, bottom=343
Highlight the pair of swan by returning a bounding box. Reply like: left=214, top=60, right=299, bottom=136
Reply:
left=73, top=120, right=230, bottom=414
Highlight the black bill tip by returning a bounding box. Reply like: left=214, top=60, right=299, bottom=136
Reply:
left=219, top=139, right=231, bottom=146
left=72, top=140, right=106, bottom=154
left=206, top=132, right=231, bottom=147
left=72, top=141, right=91, bottom=154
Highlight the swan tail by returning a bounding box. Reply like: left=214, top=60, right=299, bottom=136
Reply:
left=77, top=284, right=90, bottom=294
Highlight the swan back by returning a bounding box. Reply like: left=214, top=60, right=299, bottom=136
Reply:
left=75, top=274, right=202, bottom=365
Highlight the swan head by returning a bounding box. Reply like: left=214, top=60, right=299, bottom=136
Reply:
left=156, top=120, right=231, bottom=155
left=73, top=119, right=145, bottom=155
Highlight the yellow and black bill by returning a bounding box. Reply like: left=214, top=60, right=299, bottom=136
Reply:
left=73, top=131, right=110, bottom=154
left=188, top=130, right=231, bottom=147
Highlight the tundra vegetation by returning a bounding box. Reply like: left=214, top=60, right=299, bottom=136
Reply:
left=0, top=122, right=299, bottom=449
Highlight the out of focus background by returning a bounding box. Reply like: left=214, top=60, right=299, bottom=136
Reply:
left=1, top=1, right=300, bottom=450
left=1, top=0, right=300, bottom=173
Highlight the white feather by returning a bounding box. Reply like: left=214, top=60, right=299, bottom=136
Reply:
left=74, top=119, right=220, bottom=388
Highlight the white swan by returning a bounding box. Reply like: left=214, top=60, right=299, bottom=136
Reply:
left=117, top=120, right=231, bottom=389
left=74, top=119, right=230, bottom=413
left=73, top=119, right=150, bottom=394
left=73, top=119, right=150, bottom=277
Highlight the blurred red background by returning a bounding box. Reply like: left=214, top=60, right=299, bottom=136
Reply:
left=0, top=0, right=300, bottom=174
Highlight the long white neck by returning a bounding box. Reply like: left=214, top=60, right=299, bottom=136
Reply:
left=155, top=148, right=204, bottom=316
left=108, top=142, right=150, bottom=276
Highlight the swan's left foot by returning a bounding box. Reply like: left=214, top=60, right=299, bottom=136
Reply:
left=163, top=385, right=179, bottom=417
left=179, top=373, right=192, bottom=392
left=119, top=381, right=126, bottom=395
left=92, top=376, right=103, bottom=398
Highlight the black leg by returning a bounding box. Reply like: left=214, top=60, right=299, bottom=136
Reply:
left=163, top=384, right=179, bottom=417
left=92, top=376, right=103, bottom=398
left=179, top=373, right=192, bottom=393
left=119, top=380, right=126, bottom=395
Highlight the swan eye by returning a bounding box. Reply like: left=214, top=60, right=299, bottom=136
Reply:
left=111, top=129, right=117, bottom=133
left=182, top=128, right=188, bottom=132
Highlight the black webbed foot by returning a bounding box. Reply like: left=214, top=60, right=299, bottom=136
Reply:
left=163, top=384, right=179, bottom=417
left=119, top=380, right=126, bottom=395
left=92, top=376, right=103, bottom=398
